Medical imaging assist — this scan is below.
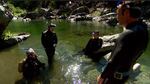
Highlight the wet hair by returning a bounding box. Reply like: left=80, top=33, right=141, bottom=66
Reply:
left=92, top=31, right=99, bottom=35
left=121, top=2, right=142, bottom=18
left=26, top=48, right=37, bottom=58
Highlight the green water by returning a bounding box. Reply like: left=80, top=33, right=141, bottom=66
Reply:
left=0, top=20, right=149, bottom=84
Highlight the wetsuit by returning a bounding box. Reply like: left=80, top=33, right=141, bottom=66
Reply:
left=22, top=58, right=45, bottom=79
left=98, top=21, right=149, bottom=84
left=41, top=30, right=57, bottom=65
left=84, top=37, right=103, bottom=62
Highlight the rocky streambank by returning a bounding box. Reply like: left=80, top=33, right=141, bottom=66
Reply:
left=0, top=3, right=30, bottom=50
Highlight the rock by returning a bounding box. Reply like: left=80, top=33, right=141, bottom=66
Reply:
left=68, top=14, right=93, bottom=22
left=0, top=5, right=13, bottom=23
left=12, top=33, right=30, bottom=42
left=25, top=12, right=39, bottom=19
left=0, top=4, right=13, bottom=37
left=58, top=15, right=67, bottom=19
left=12, top=16, right=18, bottom=21
left=100, top=34, right=119, bottom=52
left=38, top=8, right=49, bottom=14
left=106, top=18, right=118, bottom=27
left=71, top=6, right=90, bottom=15
left=92, top=16, right=101, bottom=22
left=44, top=11, right=55, bottom=19
left=0, top=33, right=30, bottom=50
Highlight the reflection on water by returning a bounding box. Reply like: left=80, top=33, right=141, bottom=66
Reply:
left=0, top=20, right=149, bottom=84
left=65, top=64, right=81, bottom=84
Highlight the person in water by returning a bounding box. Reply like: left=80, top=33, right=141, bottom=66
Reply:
left=83, top=31, right=103, bottom=62
left=41, top=23, right=58, bottom=66
left=18, top=48, right=45, bottom=80
left=98, top=2, right=149, bottom=84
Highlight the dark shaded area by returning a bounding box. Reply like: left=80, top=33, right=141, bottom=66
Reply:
left=15, top=67, right=51, bottom=84
left=11, top=0, right=41, bottom=11
left=0, top=38, right=18, bottom=50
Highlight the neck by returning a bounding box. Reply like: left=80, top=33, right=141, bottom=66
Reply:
left=48, top=29, right=53, bottom=32
left=124, top=18, right=138, bottom=27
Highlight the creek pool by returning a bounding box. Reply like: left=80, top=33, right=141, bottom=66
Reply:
left=0, top=20, right=149, bottom=84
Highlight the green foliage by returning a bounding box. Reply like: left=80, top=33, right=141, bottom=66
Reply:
left=49, top=0, right=56, bottom=10
left=2, top=31, right=17, bottom=40
left=7, top=3, right=26, bottom=16
left=6, top=0, right=67, bottom=15
left=8, top=0, right=41, bottom=11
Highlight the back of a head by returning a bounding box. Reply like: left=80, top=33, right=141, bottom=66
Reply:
left=48, top=23, right=56, bottom=29
left=121, top=2, right=142, bottom=19
left=92, top=31, right=100, bottom=38
left=92, top=31, right=99, bottom=35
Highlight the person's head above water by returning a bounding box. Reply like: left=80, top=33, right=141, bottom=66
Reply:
left=116, top=1, right=142, bottom=27
left=48, top=23, right=56, bottom=28
left=47, top=23, right=56, bottom=31
left=92, top=31, right=100, bottom=38
left=26, top=48, right=37, bottom=59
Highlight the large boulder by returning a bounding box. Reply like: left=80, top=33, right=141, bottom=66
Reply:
left=92, top=34, right=119, bottom=61
left=71, top=6, right=90, bottom=15
left=0, top=4, right=30, bottom=50
left=0, top=33, right=30, bottom=50
left=100, top=34, right=119, bottom=51
left=0, top=4, right=13, bottom=37
left=24, top=12, right=39, bottom=20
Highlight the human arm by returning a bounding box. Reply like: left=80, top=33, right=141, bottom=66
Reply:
left=53, top=33, right=58, bottom=47
left=35, top=59, right=45, bottom=69
left=18, top=59, right=26, bottom=73
left=83, top=39, right=93, bottom=55
left=41, top=32, right=46, bottom=48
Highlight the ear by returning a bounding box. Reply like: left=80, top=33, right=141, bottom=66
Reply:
left=124, top=9, right=130, bottom=17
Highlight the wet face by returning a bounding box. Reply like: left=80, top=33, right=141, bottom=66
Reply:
left=27, top=52, right=36, bottom=59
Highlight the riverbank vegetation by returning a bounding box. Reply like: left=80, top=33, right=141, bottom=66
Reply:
left=6, top=0, right=116, bottom=17
left=5, top=0, right=149, bottom=17
left=7, top=3, right=26, bottom=16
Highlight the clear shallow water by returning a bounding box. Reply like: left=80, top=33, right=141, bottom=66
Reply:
left=0, top=20, right=149, bottom=84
